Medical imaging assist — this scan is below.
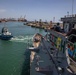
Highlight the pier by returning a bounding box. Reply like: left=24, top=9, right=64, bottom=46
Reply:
left=24, top=21, right=63, bottom=31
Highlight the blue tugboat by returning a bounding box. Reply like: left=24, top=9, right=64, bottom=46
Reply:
left=0, top=27, right=13, bottom=40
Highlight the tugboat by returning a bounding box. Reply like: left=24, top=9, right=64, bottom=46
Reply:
left=0, top=27, right=13, bottom=40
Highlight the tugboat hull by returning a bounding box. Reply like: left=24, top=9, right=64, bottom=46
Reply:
left=0, top=35, right=13, bottom=40
left=0, top=27, right=13, bottom=40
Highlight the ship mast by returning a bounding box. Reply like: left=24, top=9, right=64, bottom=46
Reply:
left=72, top=0, right=74, bottom=16
left=72, top=0, right=74, bottom=27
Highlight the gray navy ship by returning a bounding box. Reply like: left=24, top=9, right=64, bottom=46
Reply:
left=29, top=15, right=76, bottom=75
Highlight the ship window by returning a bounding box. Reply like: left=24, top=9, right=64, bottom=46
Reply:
left=68, top=35, right=76, bottom=43
left=74, top=24, right=76, bottom=29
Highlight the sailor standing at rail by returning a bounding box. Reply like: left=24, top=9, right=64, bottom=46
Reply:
left=55, top=22, right=62, bottom=32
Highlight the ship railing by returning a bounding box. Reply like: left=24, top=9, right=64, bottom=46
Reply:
left=67, top=34, right=76, bottom=62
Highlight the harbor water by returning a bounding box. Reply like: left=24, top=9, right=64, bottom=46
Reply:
left=0, top=22, right=46, bottom=75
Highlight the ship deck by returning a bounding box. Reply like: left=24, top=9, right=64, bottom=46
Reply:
left=30, top=36, right=76, bottom=75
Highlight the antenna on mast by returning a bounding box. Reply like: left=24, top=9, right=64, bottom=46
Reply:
left=24, top=15, right=26, bottom=19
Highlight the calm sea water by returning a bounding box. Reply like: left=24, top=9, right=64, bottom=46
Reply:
left=0, top=22, right=46, bottom=75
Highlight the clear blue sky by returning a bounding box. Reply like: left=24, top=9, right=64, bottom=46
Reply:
left=0, top=0, right=76, bottom=22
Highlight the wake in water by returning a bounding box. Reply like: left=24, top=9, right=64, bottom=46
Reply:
left=10, top=35, right=33, bottom=44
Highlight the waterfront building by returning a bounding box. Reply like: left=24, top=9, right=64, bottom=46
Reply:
left=39, top=19, right=42, bottom=27
left=49, top=21, right=53, bottom=28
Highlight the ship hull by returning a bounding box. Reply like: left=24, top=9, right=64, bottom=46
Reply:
left=0, top=35, right=13, bottom=40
